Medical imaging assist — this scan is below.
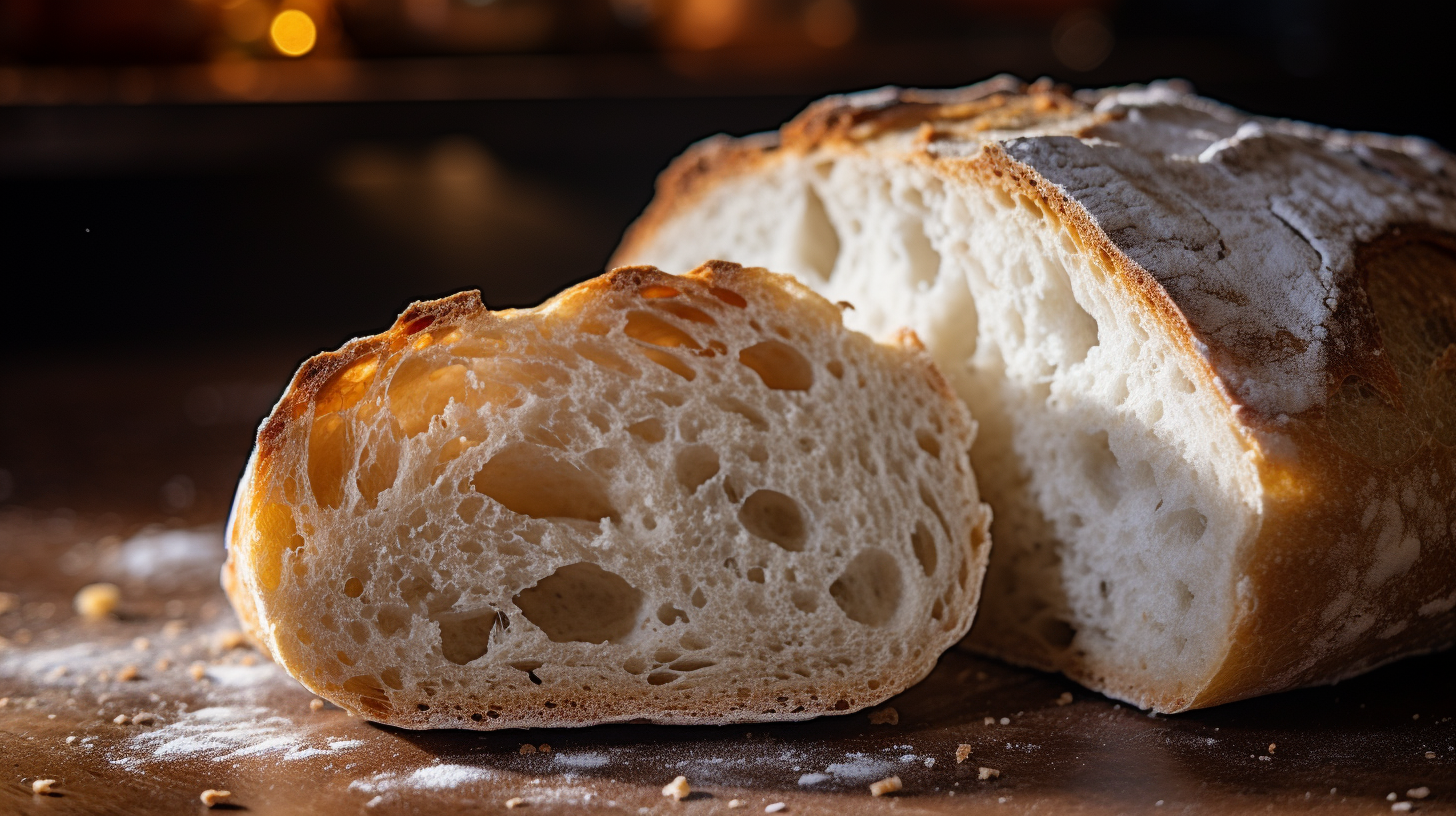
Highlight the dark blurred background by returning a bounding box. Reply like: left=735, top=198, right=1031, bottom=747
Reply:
left=2, top=0, right=1454, bottom=524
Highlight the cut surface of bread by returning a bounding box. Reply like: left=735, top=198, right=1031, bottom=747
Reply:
left=223, top=261, right=990, bottom=729
left=613, top=77, right=1456, bottom=712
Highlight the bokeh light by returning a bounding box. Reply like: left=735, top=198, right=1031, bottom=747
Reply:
left=270, top=9, right=318, bottom=57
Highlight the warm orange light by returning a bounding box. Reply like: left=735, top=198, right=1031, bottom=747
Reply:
left=270, top=9, right=317, bottom=57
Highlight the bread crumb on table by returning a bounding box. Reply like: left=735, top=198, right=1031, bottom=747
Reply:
left=74, top=583, right=120, bottom=620
left=518, top=744, right=537, bottom=755
left=764, top=803, right=786, bottom=813
left=161, top=620, right=186, bottom=639
left=868, top=707, right=899, bottom=725
left=132, top=713, right=157, bottom=725
left=662, top=776, right=691, bottom=801
left=189, top=663, right=207, bottom=682
left=505, top=796, right=525, bottom=809
left=1268, top=743, right=1276, bottom=754
left=200, top=789, right=232, bottom=807
left=1408, top=787, right=1430, bottom=800
left=310, top=698, right=325, bottom=712
left=728, top=800, right=744, bottom=809
left=956, top=744, right=973, bottom=764
left=132, top=637, right=150, bottom=651
left=537, top=743, right=551, bottom=754
left=0, top=591, right=19, bottom=614
left=870, top=776, right=903, bottom=797
left=1426, top=752, right=1437, bottom=759
left=32, top=779, right=57, bottom=795
left=118, top=665, right=139, bottom=682
left=1391, top=802, right=1412, bottom=812
left=979, top=767, right=1001, bottom=781
left=113, top=714, right=129, bottom=725
left=984, top=717, right=995, bottom=726
left=155, top=658, right=171, bottom=672
left=1056, top=692, right=1074, bottom=706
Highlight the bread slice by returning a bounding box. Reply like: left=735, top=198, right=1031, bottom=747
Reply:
left=613, top=77, right=1456, bottom=712
left=222, top=261, right=990, bottom=729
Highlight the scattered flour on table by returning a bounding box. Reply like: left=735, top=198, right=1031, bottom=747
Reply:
left=112, top=706, right=365, bottom=766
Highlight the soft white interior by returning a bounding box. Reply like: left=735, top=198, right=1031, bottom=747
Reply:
left=246, top=270, right=985, bottom=727
left=624, top=155, right=1262, bottom=704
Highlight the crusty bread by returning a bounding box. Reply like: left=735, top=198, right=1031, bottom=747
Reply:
left=222, top=261, right=990, bottom=729
left=613, top=77, right=1456, bottom=712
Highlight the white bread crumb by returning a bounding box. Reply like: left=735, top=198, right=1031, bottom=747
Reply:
left=161, top=620, right=186, bottom=639
left=73, top=584, right=120, bottom=619
left=1426, top=752, right=1437, bottom=759
left=1391, top=802, right=1412, bottom=812
left=310, top=698, right=325, bottom=711
left=728, top=800, right=745, bottom=809
left=65, top=736, right=76, bottom=744
left=118, top=665, right=139, bottom=682
left=1056, top=692, right=1073, bottom=706
left=200, top=789, right=232, bottom=807
left=132, top=637, right=150, bottom=651
left=955, top=744, right=972, bottom=764
left=1409, top=787, right=1430, bottom=800
left=869, top=776, right=903, bottom=797
left=132, top=713, right=157, bottom=725
left=189, top=663, right=207, bottom=682
left=1388, top=793, right=1399, bottom=801
left=984, top=717, right=995, bottom=726
left=32, top=779, right=57, bottom=795
left=113, top=714, right=129, bottom=725
left=505, top=797, right=525, bottom=809
left=662, top=776, right=691, bottom=801
left=765, top=804, right=786, bottom=813
left=979, top=767, right=1000, bottom=780
left=868, top=707, right=899, bottom=725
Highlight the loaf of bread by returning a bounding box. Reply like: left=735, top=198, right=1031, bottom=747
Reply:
left=223, top=261, right=990, bottom=729
left=613, top=77, right=1456, bottom=712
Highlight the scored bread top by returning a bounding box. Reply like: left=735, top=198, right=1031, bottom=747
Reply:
left=223, top=261, right=990, bottom=729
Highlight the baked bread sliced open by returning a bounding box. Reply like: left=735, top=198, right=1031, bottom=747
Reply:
left=223, top=261, right=990, bottom=729
left=613, top=77, right=1456, bottom=712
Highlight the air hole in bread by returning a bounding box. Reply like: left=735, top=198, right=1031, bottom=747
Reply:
left=746, top=567, right=765, bottom=583
left=674, top=445, right=720, bottom=493
left=456, top=495, right=484, bottom=524
left=251, top=503, right=303, bottom=592
left=431, top=435, right=481, bottom=483
left=637, top=346, right=697, bottom=380
left=307, top=413, right=352, bottom=509
left=343, top=577, right=364, bottom=598
left=910, top=521, right=938, bottom=576
left=433, top=608, right=506, bottom=665
left=652, top=301, right=718, bottom=325
left=472, top=444, right=617, bottom=523
left=377, top=606, right=410, bottom=637
left=627, top=417, right=666, bottom=443
left=916, top=429, right=941, bottom=458
left=380, top=667, right=404, bottom=690
left=513, top=563, right=643, bottom=644
left=710, top=287, right=747, bottom=308
left=1081, top=430, right=1121, bottom=510
left=917, top=481, right=952, bottom=542
left=639, top=284, right=680, bottom=299
left=1158, top=508, right=1208, bottom=544
left=624, top=310, right=702, bottom=349
left=830, top=548, right=902, bottom=627
left=623, top=656, right=647, bottom=674
left=900, top=217, right=941, bottom=288
left=690, top=587, right=707, bottom=608
left=739, top=490, right=808, bottom=551
left=647, top=671, right=679, bottom=685
left=511, top=660, right=544, bottom=683
left=670, top=658, right=715, bottom=672
left=739, top=341, right=814, bottom=390
left=575, top=343, right=642, bottom=378
left=792, top=185, right=841, bottom=283
left=315, top=355, right=380, bottom=416
left=656, top=604, right=688, bottom=625
left=710, top=396, right=768, bottom=431
left=388, top=358, right=471, bottom=437
left=356, top=420, right=402, bottom=509
left=827, top=360, right=845, bottom=379
left=791, top=588, right=819, bottom=613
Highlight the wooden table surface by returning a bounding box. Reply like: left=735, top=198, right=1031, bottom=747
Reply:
left=2, top=351, right=1453, bottom=815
